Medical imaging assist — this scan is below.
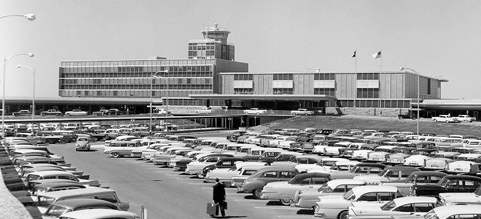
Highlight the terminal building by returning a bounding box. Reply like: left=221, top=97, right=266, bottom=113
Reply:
left=53, top=25, right=449, bottom=116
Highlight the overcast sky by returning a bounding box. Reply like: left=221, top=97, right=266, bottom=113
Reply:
left=2, top=0, right=480, bottom=99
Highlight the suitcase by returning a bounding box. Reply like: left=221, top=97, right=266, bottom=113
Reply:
left=206, top=202, right=216, bottom=216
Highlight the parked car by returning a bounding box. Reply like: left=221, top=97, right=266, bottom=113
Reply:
left=36, top=187, right=129, bottom=214
left=12, top=109, right=31, bottom=116
left=432, top=114, right=459, bottom=123
left=43, top=198, right=119, bottom=218
left=243, top=108, right=267, bottom=115
left=64, top=109, right=88, bottom=116
left=313, top=185, right=401, bottom=219
left=240, top=165, right=298, bottom=199
left=260, top=172, right=330, bottom=205
left=412, top=175, right=481, bottom=196
left=75, top=136, right=91, bottom=151
left=25, top=170, right=100, bottom=188
left=294, top=179, right=367, bottom=210
left=456, top=114, right=475, bottom=122
left=40, top=109, right=63, bottom=116
left=291, top=108, right=314, bottom=116
left=348, top=196, right=438, bottom=218
left=58, top=209, right=138, bottom=219
left=33, top=181, right=86, bottom=195
left=421, top=205, right=481, bottom=219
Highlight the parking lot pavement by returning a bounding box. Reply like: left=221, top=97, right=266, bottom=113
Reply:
left=48, top=143, right=315, bottom=219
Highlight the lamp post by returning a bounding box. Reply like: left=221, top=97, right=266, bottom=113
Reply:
left=0, top=13, right=35, bottom=138
left=149, top=69, right=169, bottom=135
left=149, top=74, right=160, bottom=135
left=400, top=67, right=420, bottom=136
left=16, top=65, right=36, bottom=120
left=2, top=53, right=34, bottom=138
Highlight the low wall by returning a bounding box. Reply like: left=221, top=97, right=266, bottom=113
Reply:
left=326, top=107, right=409, bottom=117
left=0, top=167, right=33, bottom=219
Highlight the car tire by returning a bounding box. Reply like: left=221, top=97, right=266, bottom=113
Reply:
left=111, top=152, right=120, bottom=158
left=253, top=188, right=262, bottom=199
left=280, top=198, right=292, bottom=206
left=338, top=210, right=348, bottom=219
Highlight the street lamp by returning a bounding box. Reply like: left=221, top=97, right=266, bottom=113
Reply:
left=149, top=70, right=169, bottom=135
left=149, top=73, right=160, bottom=135
left=0, top=13, right=36, bottom=21
left=16, top=65, right=36, bottom=120
left=2, top=53, right=34, bottom=138
left=400, top=67, right=420, bottom=136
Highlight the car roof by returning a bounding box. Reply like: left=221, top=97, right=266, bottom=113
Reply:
left=257, top=165, right=297, bottom=173
left=35, top=181, right=83, bottom=189
left=432, top=205, right=481, bottom=218
left=38, top=187, right=115, bottom=199
left=444, top=175, right=481, bottom=180
left=351, top=185, right=397, bottom=196
left=411, top=171, right=447, bottom=176
left=59, top=209, right=137, bottom=219
left=54, top=198, right=118, bottom=209
left=393, top=196, right=437, bottom=206
left=30, top=170, right=75, bottom=177
left=327, top=179, right=366, bottom=188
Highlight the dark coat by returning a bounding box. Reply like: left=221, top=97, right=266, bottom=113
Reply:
left=213, top=182, right=226, bottom=202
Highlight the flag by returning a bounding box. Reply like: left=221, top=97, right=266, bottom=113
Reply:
left=352, top=50, right=357, bottom=58
left=372, top=51, right=382, bottom=59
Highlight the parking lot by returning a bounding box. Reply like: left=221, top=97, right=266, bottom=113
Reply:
left=48, top=137, right=315, bottom=219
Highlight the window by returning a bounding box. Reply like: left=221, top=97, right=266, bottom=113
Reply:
left=394, top=204, right=414, bottom=212
left=314, top=73, right=335, bottom=80
left=333, top=185, right=346, bottom=193
left=377, top=192, right=396, bottom=201
left=279, top=171, right=296, bottom=178
left=357, top=192, right=377, bottom=201
left=299, top=178, right=311, bottom=185
left=263, top=171, right=277, bottom=178
left=314, top=88, right=336, bottom=96
left=357, top=73, right=379, bottom=80
left=413, top=203, right=435, bottom=212
left=311, top=177, right=329, bottom=184
left=273, top=73, right=293, bottom=80
left=427, top=78, right=431, bottom=95
left=234, top=88, right=253, bottom=94
left=234, top=74, right=253, bottom=80
left=273, top=88, right=293, bottom=95
left=357, top=88, right=379, bottom=98
left=447, top=214, right=481, bottom=219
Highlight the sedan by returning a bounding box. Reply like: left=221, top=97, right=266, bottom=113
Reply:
left=348, top=196, right=438, bottom=218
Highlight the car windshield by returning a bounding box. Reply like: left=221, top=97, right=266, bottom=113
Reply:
left=343, top=190, right=355, bottom=200
left=380, top=200, right=396, bottom=210
left=45, top=205, right=69, bottom=217
left=243, top=170, right=258, bottom=176
left=318, top=184, right=332, bottom=193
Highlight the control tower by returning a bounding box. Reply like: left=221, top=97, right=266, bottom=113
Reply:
left=201, top=24, right=230, bottom=44
left=188, top=24, right=235, bottom=61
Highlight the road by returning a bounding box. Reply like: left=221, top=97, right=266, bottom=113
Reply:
left=48, top=139, right=314, bottom=219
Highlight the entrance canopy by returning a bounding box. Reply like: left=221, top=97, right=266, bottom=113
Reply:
left=189, top=94, right=337, bottom=101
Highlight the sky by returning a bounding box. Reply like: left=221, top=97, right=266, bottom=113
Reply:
left=1, top=0, right=481, bottom=99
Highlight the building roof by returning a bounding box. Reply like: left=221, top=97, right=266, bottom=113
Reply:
left=220, top=71, right=447, bottom=82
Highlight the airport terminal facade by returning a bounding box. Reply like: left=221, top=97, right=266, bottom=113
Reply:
left=57, top=26, right=446, bottom=112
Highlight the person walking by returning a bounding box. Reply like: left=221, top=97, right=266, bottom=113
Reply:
left=212, top=178, right=226, bottom=217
